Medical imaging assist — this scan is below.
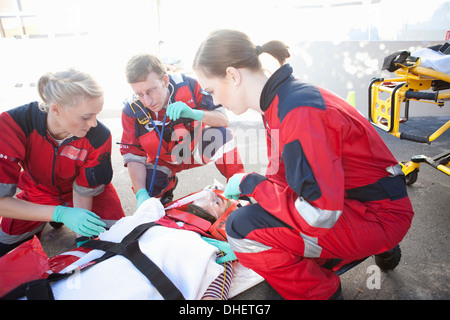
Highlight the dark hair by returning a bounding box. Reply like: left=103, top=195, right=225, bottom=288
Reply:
left=187, top=204, right=217, bottom=223
left=193, top=29, right=290, bottom=78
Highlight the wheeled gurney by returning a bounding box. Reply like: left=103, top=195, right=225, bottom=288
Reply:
left=368, top=44, right=450, bottom=184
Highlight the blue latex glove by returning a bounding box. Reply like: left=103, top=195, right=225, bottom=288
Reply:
left=202, top=237, right=237, bottom=264
left=52, top=206, right=106, bottom=237
left=166, top=101, right=204, bottom=121
left=224, top=173, right=246, bottom=200
left=135, top=188, right=151, bottom=209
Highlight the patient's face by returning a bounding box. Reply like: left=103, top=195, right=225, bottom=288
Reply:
left=208, top=192, right=229, bottom=218
left=195, top=191, right=230, bottom=219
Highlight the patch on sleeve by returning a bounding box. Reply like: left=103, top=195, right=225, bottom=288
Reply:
left=60, top=146, right=88, bottom=161
left=85, top=152, right=113, bottom=187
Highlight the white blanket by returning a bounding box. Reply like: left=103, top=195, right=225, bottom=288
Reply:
left=412, top=48, right=450, bottom=75
left=50, top=198, right=224, bottom=300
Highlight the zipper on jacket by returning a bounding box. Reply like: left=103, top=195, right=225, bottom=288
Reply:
left=51, top=146, right=58, bottom=186
left=262, top=115, right=278, bottom=153
left=44, top=134, right=60, bottom=187
left=89, top=167, right=97, bottom=186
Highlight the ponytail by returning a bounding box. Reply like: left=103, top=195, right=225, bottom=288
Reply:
left=37, top=69, right=103, bottom=112
left=193, top=29, right=290, bottom=77
left=259, top=40, right=290, bottom=66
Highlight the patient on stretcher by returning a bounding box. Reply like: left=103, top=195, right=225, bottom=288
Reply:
left=2, top=186, right=247, bottom=300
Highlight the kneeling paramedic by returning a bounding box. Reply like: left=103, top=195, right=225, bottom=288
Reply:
left=193, top=29, right=415, bottom=300
left=120, top=54, right=245, bottom=207
left=0, top=69, right=125, bottom=257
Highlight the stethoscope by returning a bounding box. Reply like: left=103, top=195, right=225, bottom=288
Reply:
left=120, top=82, right=175, bottom=197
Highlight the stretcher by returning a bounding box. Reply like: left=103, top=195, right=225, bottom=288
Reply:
left=0, top=188, right=264, bottom=300
left=368, top=44, right=450, bottom=184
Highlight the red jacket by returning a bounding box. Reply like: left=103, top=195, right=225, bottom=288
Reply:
left=0, top=102, right=114, bottom=203
left=239, top=64, right=410, bottom=238
left=120, top=73, right=219, bottom=169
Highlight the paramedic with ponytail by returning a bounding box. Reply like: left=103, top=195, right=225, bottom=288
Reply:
left=193, top=29, right=415, bottom=300
left=120, top=54, right=244, bottom=207
left=0, top=69, right=125, bottom=256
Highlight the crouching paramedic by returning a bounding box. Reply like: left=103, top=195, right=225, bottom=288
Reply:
left=0, top=69, right=125, bottom=257
left=193, top=29, right=415, bottom=300
left=120, top=54, right=244, bottom=207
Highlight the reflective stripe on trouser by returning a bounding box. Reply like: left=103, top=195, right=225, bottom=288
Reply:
left=0, top=218, right=117, bottom=245
left=225, top=203, right=340, bottom=300
left=1, top=184, right=125, bottom=236
left=0, top=223, right=45, bottom=245
left=225, top=197, right=414, bottom=299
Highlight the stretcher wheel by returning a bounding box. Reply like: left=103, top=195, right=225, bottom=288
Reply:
left=375, top=245, right=401, bottom=271
left=405, top=169, right=418, bottom=185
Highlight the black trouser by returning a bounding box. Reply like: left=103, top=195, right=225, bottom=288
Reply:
left=0, top=235, right=34, bottom=257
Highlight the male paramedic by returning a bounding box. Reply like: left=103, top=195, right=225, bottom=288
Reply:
left=0, top=69, right=125, bottom=256
left=120, top=54, right=244, bottom=207
left=193, top=29, right=415, bottom=300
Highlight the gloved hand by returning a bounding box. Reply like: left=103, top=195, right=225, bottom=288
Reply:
left=202, top=237, right=237, bottom=264
left=224, top=173, right=246, bottom=200
left=135, top=188, right=151, bottom=209
left=52, top=206, right=106, bottom=237
left=166, top=101, right=204, bottom=121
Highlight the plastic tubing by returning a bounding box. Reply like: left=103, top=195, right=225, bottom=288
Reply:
left=164, top=190, right=208, bottom=210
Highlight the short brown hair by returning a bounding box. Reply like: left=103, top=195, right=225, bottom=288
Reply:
left=125, top=53, right=166, bottom=83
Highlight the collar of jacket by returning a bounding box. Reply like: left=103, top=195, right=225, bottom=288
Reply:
left=260, top=63, right=294, bottom=112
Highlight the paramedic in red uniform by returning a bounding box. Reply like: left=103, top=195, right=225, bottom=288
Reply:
left=193, top=30, right=415, bottom=300
left=0, top=69, right=125, bottom=257
left=120, top=54, right=244, bottom=207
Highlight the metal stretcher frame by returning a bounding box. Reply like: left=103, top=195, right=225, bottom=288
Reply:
left=368, top=57, right=450, bottom=184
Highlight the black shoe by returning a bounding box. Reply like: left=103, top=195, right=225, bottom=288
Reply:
left=160, top=177, right=178, bottom=206
left=49, top=222, right=64, bottom=229
left=328, top=283, right=344, bottom=300
left=160, top=191, right=174, bottom=206
left=374, top=245, right=401, bottom=271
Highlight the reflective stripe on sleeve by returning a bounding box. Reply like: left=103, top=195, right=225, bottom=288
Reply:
left=123, top=153, right=147, bottom=166
left=73, top=181, right=105, bottom=198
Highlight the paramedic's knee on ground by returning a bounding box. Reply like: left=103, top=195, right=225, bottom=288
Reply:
left=225, top=203, right=292, bottom=253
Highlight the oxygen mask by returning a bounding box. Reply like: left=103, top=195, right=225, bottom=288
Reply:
left=192, top=189, right=223, bottom=219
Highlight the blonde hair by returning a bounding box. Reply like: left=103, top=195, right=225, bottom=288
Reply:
left=125, top=53, right=166, bottom=84
left=37, top=69, right=103, bottom=112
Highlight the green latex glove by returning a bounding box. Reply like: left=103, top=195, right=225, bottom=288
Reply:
left=135, top=188, right=151, bottom=209
left=166, top=101, right=204, bottom=121
left=52, top=206, right=106, bottom=237
left=202, top=237, right=237, bottom=264
left=224, top=173, right=246, bottom=200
